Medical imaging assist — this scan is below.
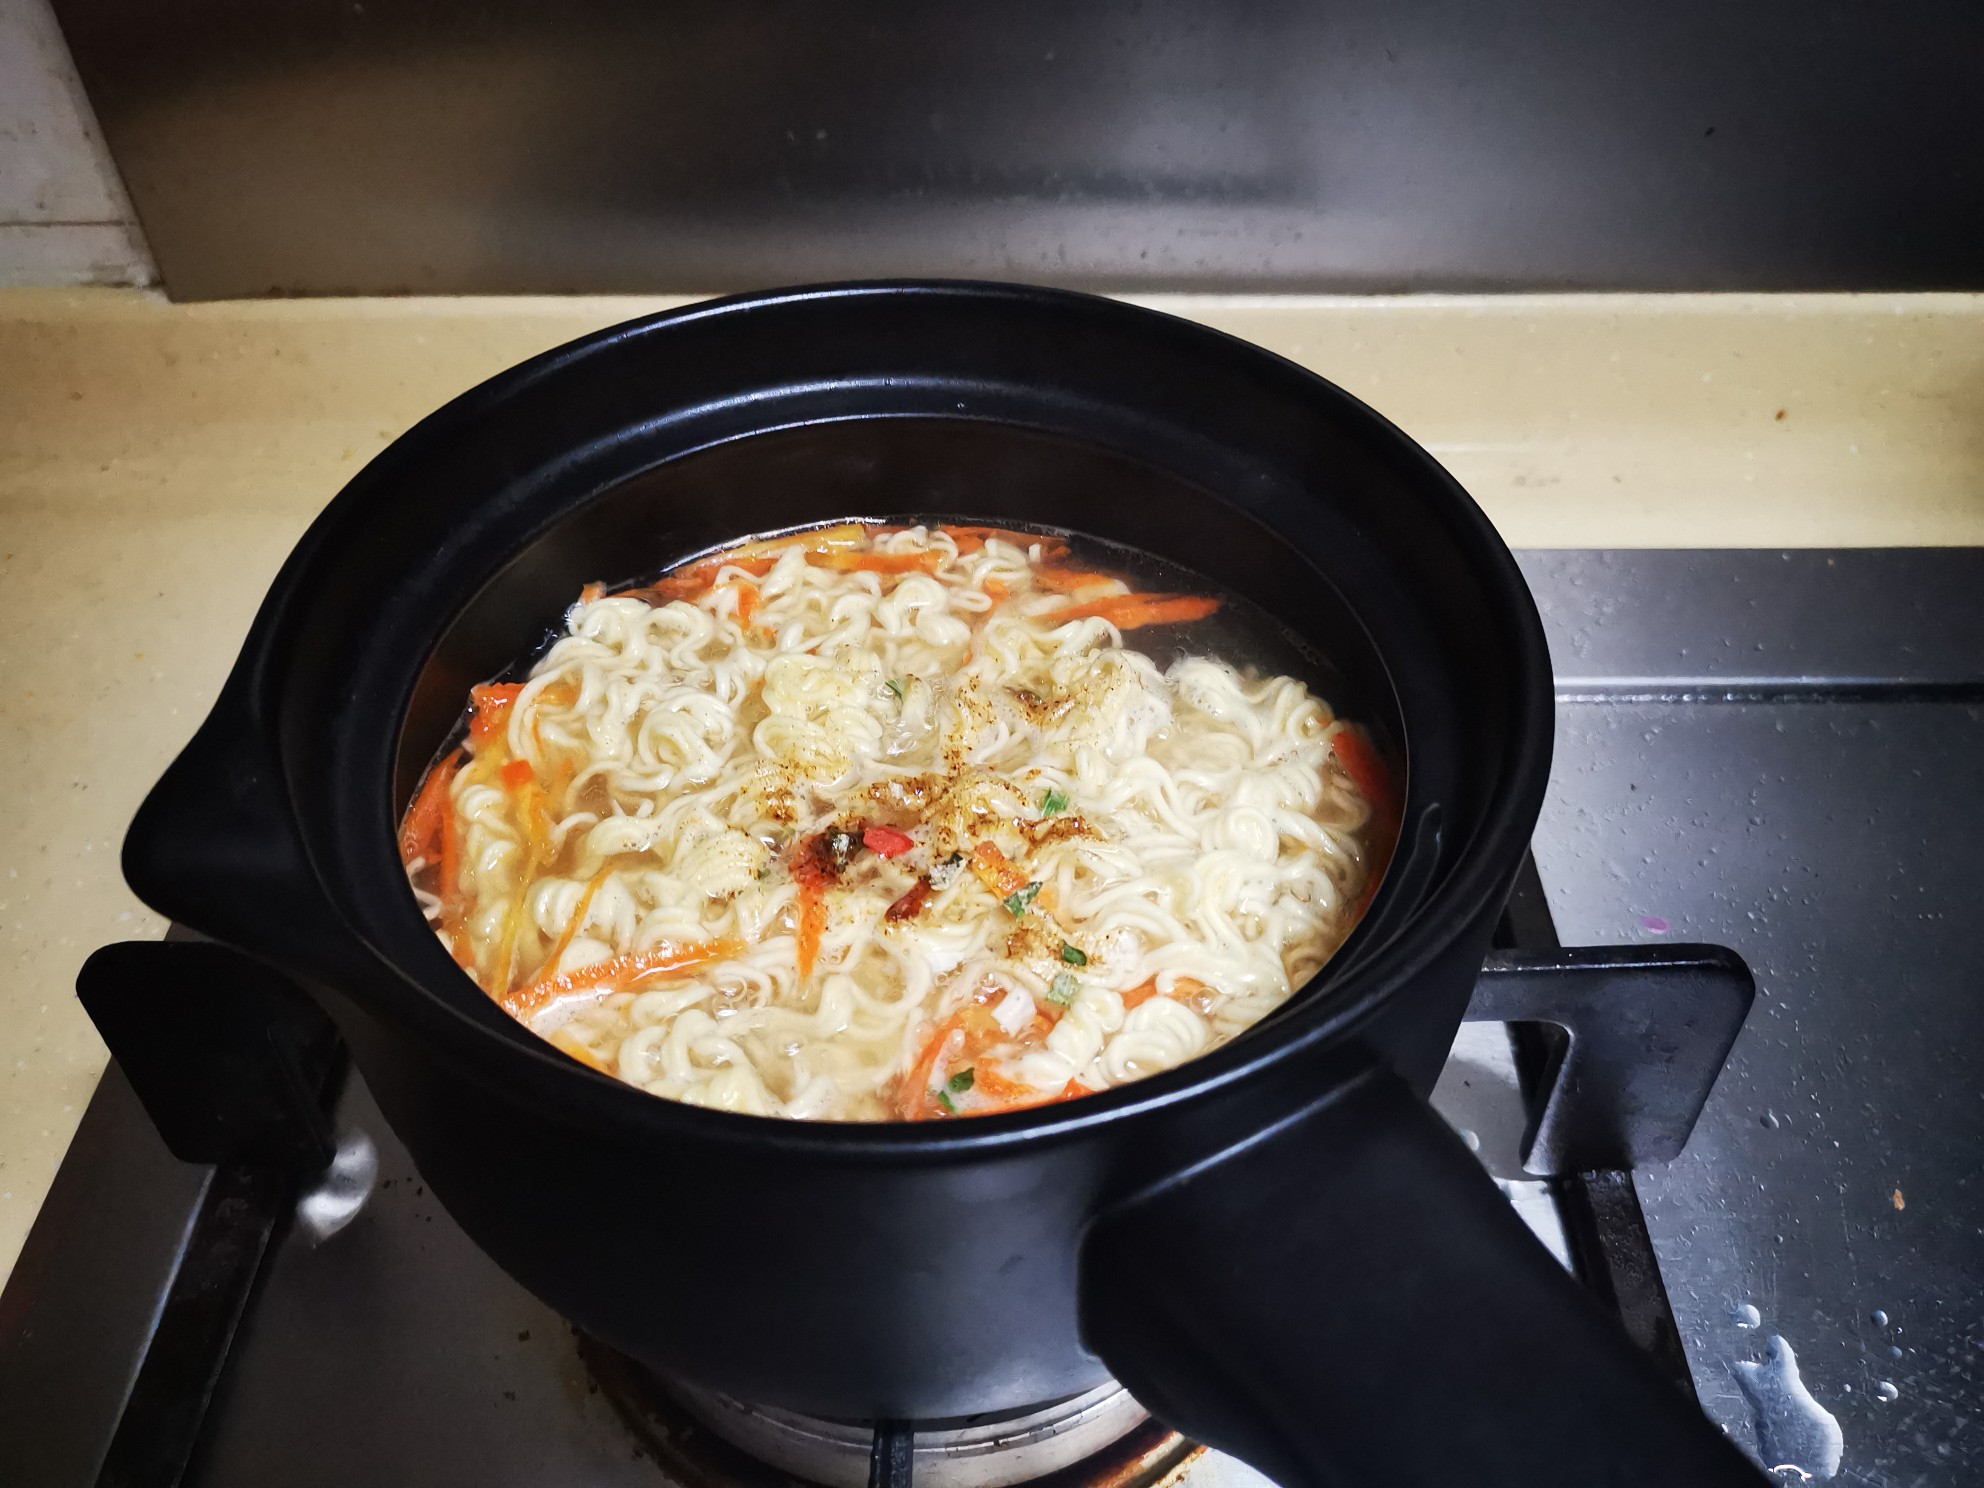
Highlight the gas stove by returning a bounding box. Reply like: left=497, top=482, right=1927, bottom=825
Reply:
left=2, top=856, right=1747, bottom=1488
left=3, top=549, right=1979, bottom=1487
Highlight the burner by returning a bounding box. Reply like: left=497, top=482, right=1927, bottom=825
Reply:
left=584, top=1341, right=1202, bottom=1488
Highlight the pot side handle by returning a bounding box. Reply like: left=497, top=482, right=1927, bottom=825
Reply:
left=123, top=673, right=356, bottom=979
left=1078, top=1064, right=1767, bottom=1487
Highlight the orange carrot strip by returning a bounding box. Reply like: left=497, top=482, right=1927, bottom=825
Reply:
left=1002, top=1079, right=1096, bottom=1114
left=646, top=523, right=876, bottom=601
left=468, top=683, right=525, bottom=748
left=501, top=937, right=743, bottom=1018
left=968, top=841, right=1031, bottom=899
left=897, top=1012, right=967, bottom=1118
left=500, top=757, right=535, bottom=790
left=796, top=877, right=827, bottom=979
left=399, top=750, right=461, bottom=865
left=1117, top=976, right=1208, bottom=1012
left=972, top=1065, right=1035, bottom=1102
left=734, top=580, right=759, bottom=625
left=1330, top=724, right=1401, bottom=916
left=646, top=554, right=779, bottom=603
left=579, top=582, right=606, bottom=603
left=1030, top=567, right=1122, bottom=595
left=1046, top=593, right=1221, bottom=629
left=437, top=789, right=462, bottom=923
left=952, top=1070, right=1097, bottom=1117
left=809, top=550, right=942, bottom=575
left=1330, top=725, right=1398, bottom=822
left=540, top=865, right=612, bottom=983
left=940, top=526, right=1071, bottom=561
left=983, top=577, right=1009, bottom=602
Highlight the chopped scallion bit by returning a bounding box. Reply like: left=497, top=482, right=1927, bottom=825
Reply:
left=935, top=1088, right=958, bottom=1114
left=947, top=1067, right=976, bottom=1094
left=1047, top=971, right=1079, bottom=1007
left=1060, top=942, right=1087, bottom=966
left=1040, top=788, right=1069, bottom=816
left=1002, top=881, right=1043, bottom=917
left=885, top=677, right=904, bottom=699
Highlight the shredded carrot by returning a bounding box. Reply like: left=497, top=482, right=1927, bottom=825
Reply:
left=1116, top=975, right=1207, bottom=1012
left=500, top=757, right=535, bottom=790
left=971, top=1065, right=1034, bottom=1101
left=399, top=750, right=460, bottom=865
left=994, top=1079, right=1095, bottom=1114
left=1030, top=567, right=1122, bottom=595
left=1046, top=593, right=1221, bottom=629
left=501, top=936, right=743, bottom=1018
left=896, top=1012, right=966, bottom=1118
left=796, top=876, right=827, bottom=979
left=540, top=865, right=612, bottom=982
left=468, top=684, right=525, bottom=748
left=437, top=790, right=462, bottom=923
left=968, top=841, right=1031, bottom=899
left=1330, top=725, right=1398, bottom=823
left=983, top=577, right=1009, bottom=602
left=579, top=581, right=605, bottom=603
left=1329, top=725, right=1401, bottom=916
left=940, top=526, right=1072, bottom=562
left=646, top=553, right=779, bottom=602
left=646, top=524, right=877, bottom=601
left=734, top=580, right=759, bottom=625
left=809, top=550, right=943, bottom=576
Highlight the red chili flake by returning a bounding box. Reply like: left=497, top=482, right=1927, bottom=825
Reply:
left=793, top=823, right=864, bottom=885
left=885, top=878, right=933, bottom=922
left=862, top=825, right=915, bottom=857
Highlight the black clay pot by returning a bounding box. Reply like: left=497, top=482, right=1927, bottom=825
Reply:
left=115, top=284, right=1762, bottom=1487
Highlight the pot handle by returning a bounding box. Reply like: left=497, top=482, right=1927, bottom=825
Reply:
left=1079, top=1062, right=1766, bottom=1487
left=123, top=671, right=364, bottom=981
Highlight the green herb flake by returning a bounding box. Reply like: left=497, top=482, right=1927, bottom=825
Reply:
left=1047, top=971, right=1080, bottom=1007
left=935, top=1088, right=958, bottom=1115
left=1060, top=942, right=1088, bottom=966
left=1040, top=788, right=1069, bottom=817
left=947, top=1067, right=976, bottom=1094
left=885, top=677, right=904, bottom=700
left=1002, top=881, right=1043, bottom=918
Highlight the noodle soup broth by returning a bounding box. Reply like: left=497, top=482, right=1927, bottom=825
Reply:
left=399, top=521, right=1394, bottom=1120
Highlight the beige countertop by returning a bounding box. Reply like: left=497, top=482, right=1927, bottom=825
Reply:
left=2, top=286, right=1980, bottom=1283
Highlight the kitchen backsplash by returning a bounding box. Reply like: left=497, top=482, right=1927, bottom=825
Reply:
left=0, top=0, right=152, bottom=287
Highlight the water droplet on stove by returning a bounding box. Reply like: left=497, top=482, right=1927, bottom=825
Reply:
left=1875, top=1381, right=1898, bottom=1403
left=1735, top=1336, right=1843, bottom=1481
left=1870, top=1309, right=1888, bottom=1327
left=1761, top=1110, right=1781, bottom=1129
left=1888, top=1346, right=1903, bottom=1359
left=1734, top=1303, right=1762, bottom=1328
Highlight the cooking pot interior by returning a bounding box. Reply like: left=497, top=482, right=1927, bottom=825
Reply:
left=390, top=414, right=1452, bottom=1035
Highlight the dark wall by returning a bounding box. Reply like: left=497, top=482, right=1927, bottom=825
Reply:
left=55, top=0, right=1984, bottom=299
